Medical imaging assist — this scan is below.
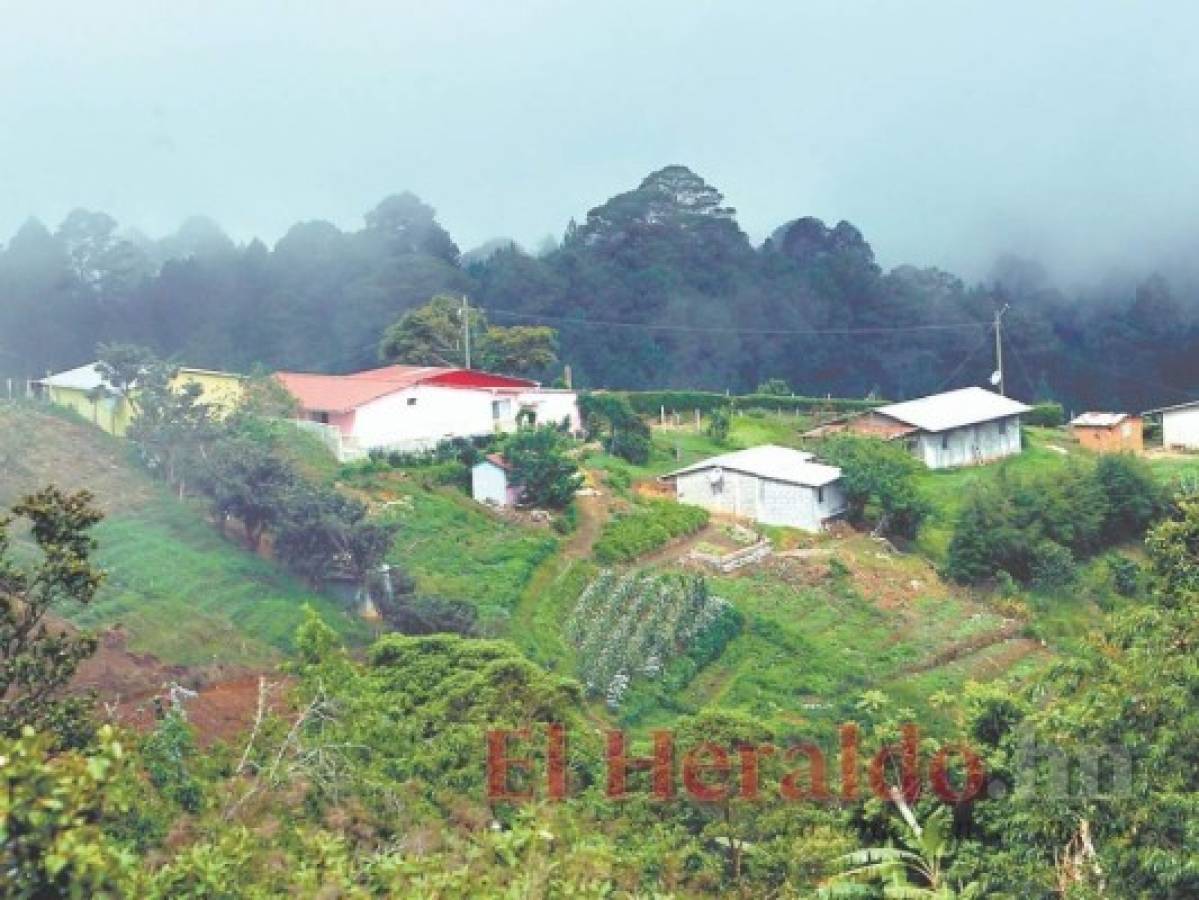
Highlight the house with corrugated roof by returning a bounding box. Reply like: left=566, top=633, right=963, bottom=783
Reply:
left=1143, top=399, right=1199, bottom=450
left=805, top=386, right=1031, bottom=469
left=274, top=364, right=580, bottom=460
left=661, top=444, right=845, bottom=531
left=1069, top=412, right=1143, bottom=454
left=34, top=361, right=244, bottom=436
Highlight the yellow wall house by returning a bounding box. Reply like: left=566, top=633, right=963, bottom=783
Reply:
left=36, top=362, right=244, bottom=436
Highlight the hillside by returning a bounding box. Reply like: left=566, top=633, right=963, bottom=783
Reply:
left=0, top=402, right=369, bottom=670
left=8, top=397, right=1185, bottom=743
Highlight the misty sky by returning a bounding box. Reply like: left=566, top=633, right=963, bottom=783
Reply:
left=2, top=1, right=1197, bottom=281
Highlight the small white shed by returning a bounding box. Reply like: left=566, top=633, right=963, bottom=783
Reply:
left=664, top=445, right=845, bottom=532
left=1146, top=400, right=1199, bottom=449
left=471, top=454, right=523, bottom=507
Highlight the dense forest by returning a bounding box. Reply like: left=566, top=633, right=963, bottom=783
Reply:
left=3, top=164, right=1198, bottom=410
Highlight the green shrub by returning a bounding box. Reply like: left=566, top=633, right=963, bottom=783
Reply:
left=1106, top=553, right=1142, bottom=596
left=818, top=434, right=930, bottom=538
left=706, top=406, right=731, bottom=442
left=552, top=501, right=579, bottom=535
left=1025, top=401, right=1065, bottom=428
left=945, top=457, right=1156, bottom=585
left=1029, top=540, right=1076, bottom=589
left=593, top=500, right=709, bottom=563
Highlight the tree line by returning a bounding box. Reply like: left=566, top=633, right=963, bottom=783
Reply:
left=4, top=167, right=1199, bottom=410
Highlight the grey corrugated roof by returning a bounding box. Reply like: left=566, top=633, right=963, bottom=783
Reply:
left=1144, top=399, right=1199, bottom=415
left=876, top=387, right=1032, bottom=433
left=36, top=362, right=111, bottom=391
left=666, top=444, right=841, bottom=487
left=1070, top=412, right=1130, bottom=427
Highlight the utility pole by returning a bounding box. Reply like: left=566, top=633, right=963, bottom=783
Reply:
left=993, top=304, right=1010, bottom=396
left=462, top=295, right=472, bottom=369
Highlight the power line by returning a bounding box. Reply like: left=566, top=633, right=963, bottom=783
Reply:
left=484, top=306, right=989, bottom=337
left=931, top=330, right=995, bottom=395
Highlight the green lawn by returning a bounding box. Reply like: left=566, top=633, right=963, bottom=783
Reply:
left=586, top=411, right=811, bottom=483
left=364, top=473, right=559, bottom=631
left=66, top=498, right=369, bottom=667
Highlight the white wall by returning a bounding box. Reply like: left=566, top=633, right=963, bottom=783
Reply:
left=674, top=469, right=845, bottom=531
left=913, top=415, right=1022, bottom=469
left=472, top=461, right=511, bottom=506
left=350, top=385, right=579, bottom=451
left=1162, top=407, right=1199, bottom=449
left=518, top=389, right=581, bottom=433
left=351, top=385, right=515, bottom=450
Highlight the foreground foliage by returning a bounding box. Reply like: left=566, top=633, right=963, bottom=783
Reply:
left=0, top=487, right=103, bottom=748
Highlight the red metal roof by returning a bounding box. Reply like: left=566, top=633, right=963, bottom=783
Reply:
left=275, top=365, right=537, bottom=413
left=483, top=453, right=512, bottom=471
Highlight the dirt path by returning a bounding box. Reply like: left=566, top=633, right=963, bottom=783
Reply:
left=564, top=489, right=609, bottom=558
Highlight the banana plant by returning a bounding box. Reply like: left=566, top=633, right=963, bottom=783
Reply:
left=820, top=795, right=981, bottom=899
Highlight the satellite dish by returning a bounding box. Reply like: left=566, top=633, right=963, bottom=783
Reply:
left=989, top=370, right=1002, bottom=386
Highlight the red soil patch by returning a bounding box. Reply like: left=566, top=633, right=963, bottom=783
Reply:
left=68, top=622, right=287, bottom=746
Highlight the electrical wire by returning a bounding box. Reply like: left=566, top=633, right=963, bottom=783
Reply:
left=484, top=306, right=989, bottom=337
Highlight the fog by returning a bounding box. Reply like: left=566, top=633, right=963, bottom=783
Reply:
left=2, top=0, right=1197, bottom=282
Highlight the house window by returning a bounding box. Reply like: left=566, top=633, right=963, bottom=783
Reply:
left=406, top=397, right=417, bottom=406
left=492, top=399, right=512, bottom=420
left=817, top=486, right=825, bottom=504
left=310, top=411, right=330, bottom=425
left=941, top=434, right=949, bottom=450
left=998, top=419, right=1008, bottom=435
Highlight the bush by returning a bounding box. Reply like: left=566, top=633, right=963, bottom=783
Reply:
left=374, top=592, right=480, bottom=636
left=756, top=378, right=791, bottom=396
left=1093, top=453, right=1164, bottom=543
left=593, top=500, right=709, bottom=563
left=1106, top=553, right=1142, bottom=596
left=1029, top=540, right=1076, bottom=589
left=503, top=425, right=582, bottom=509
left=946, top=457, right=1162, bottom=585
left=579, top=393, right=652, bottom=464
left=706, top=406, right=731, bottom=442
left=1025, top=401, right=1065, bottom=428
left=552, top=501, right=579, bottom=535
left=817, top=434, right=930, bottom=538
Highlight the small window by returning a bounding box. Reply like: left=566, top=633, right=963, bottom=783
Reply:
left=941, top=434, right=949, bottom=450
left=492, top=399, right=512, bottom=420
left=817, top=486, right=825, bottom=504
left=406, top=397, right=417, bottom=407
left=310, top=411, right=330, bottom=425
left=998, top=419, right=1008, bottom=435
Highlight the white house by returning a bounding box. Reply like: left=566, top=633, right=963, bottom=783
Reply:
left=808, top=387, right=1031, bottom=470
left=1145, top=399, right=1199, bottom=449
left=663, top=445, right=845, bottom=531
left=471, top=454, right=523, bottom=507
left=275, top=365, right=581, bottom=460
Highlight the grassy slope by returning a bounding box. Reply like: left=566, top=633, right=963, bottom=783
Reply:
left=0, top=402, right=368, bottom=666
left=533, top=413, right=1056, bottom=735
left=626, top=535, right=1039, bottom=733
left=336, top=467, right=559, bottom=631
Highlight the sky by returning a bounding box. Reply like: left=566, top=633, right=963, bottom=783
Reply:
left=2, top=1, right=1198, bottom=282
